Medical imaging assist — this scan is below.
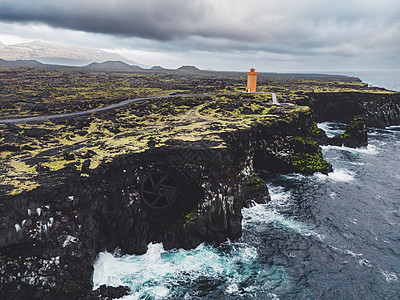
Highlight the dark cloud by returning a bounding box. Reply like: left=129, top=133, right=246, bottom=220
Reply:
left=2, top=0, right=397, bottom=45
left=0, top=0, right=399, bottom=71
left=0, top=1, right=208, bottom=40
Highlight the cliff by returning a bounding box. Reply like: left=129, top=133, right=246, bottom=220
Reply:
left=2, top=69, right=395, bottom=298
left=299, top=92, right=400, bottom=128
left=0, top=94, right=329, bottom=298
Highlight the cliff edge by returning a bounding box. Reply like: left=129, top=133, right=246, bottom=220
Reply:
left=0, top=94, right=329, bottom=298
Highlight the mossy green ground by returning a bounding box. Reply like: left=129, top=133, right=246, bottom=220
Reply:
left=243, top=173, right=266, bottom=190
left=339, top=116, right=365, bottom=140
left=290, top=136, right=331, bottom=174
left=1, top=69, right=387, bottom=196
left=0, top=92, right=309, bottom=196
left=0, top=69, right=394, bottom=118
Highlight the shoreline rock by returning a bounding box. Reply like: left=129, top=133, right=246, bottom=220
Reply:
left=315, top=116, right=368, bottom=148
left=0, top=104, right=329, bottom=298
left=1, top=69, right=398, bottom=298
left=298, top=92, right=400, bottom=128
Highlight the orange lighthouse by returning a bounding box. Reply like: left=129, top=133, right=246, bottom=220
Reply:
left=246, top=68, right=258, bottom=93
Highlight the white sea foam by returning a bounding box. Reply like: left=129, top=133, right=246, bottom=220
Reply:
left=328, top=169, right=356, bottom=182
left=336, top=246, right=374, bottom=268
left=242, top=204, right=323, bottom=240
left=348, top=161, right=365, bottom=166
left=344, top=249, right=363, bottom=257
left=317, top=122, right=345, bottom=138
left=93, top=241, right=268, bottom=299
left=321, top=144, right=379, bottom=155
left=341, top=249, right=373, bottom=268
left=368, top=131, right=382, bottom=136
left=329, top=192, right=337, bottom=199
left=93, top=196, right=304, bottom=299
left=267, top=185, right=292, bottom=206
left=244, top=184, right=323, bottom=240
left=370, top=127, right=400, bottom=137
left=380, top=270, right=398, bottom=282
left=226, top=283, right=239, bottom=294
left=358, top=258, right=373, bottom=268
left=315, top=168, right=355, bottom=182
left=269, top=293, right=280, bottom=300
left=280, top=173, right=307, bottom=181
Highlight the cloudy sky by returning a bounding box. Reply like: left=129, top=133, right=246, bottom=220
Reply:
left=0, top=0, right=399, bottom=72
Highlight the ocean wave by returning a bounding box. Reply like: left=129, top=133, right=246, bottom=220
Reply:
left=317, top=122, right=346, bottom=138
left=385, top=125, right=400, bottom=130
left=343, top=249, right=372, bottom=268
left=267, top=185, right=292, bottom=206
left=243, top=204, right=324, bottom=240
left=279, top=173, right=310, bottom=182
left=92, top=204, right=318, bottom=297
left=380, top=269, right=398, bottom=282
left=322, top=144, right=379, bottom=155
left=315, top=168, right=356, bottom=182
left=329, top=246, right=374, bottom=269
left=93, top=239, right=285, bottom=299
left=369, top=126, right=400, bottom=137
left=344, top=249, right=363, bottom=257
left=348, top=161, right=365, bottom=166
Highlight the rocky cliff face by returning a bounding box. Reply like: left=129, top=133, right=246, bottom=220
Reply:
left=0, top=104, right=328, bottom=298
left=298, top=92, right=400, bottom=128
left=315, top=116, right=368, bottom=148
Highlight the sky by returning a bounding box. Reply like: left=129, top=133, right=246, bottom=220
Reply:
left=0, top=0, right=399, bottom=72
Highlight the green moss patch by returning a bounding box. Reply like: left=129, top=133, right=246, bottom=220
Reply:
left=0, top=92, right=309, bottom=195
left=290, top=136, right=332, bottom=174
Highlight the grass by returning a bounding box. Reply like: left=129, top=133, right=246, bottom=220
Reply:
left=0, top=92, right=308, bottom=195
left=1, top=68, right=388, bottom=196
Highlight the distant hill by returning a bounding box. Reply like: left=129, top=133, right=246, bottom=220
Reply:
left=0, top=59, right=143, bottom=72
left=177, top=65, right=201, bottom=72
left=151, top=65, right=166, bottom=70
left=0, top=40, right=140, bottom=67
left=83, top=61, right=143, bottom=72
left=0, top=59, right=47, bottom=68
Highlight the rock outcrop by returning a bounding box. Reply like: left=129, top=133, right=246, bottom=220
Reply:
left=315, top=116, right=368, bottom=148
left=298, top=92, right=400, bottom=128
left=1, top=67, right=398, bottom=297
left=336, top=116, right=368, bottom=148
left=0, top=101, right=328, bottom=298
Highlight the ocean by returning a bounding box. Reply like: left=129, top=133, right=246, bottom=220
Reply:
left=334, top=71, right=400, bottom=92
left=92, top=74, right=400, bottom=299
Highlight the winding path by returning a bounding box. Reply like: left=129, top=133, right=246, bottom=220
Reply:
left=0, top=92, right=283, bottom=124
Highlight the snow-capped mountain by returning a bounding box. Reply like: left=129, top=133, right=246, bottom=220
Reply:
left=0, top=40, right=139, bottom=66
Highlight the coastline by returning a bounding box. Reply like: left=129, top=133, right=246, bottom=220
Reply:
left=327, top=70, right=400, bottom=92
left=1, top=68, right=399, bottom=298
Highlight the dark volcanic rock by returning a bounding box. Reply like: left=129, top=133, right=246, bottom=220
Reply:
left=241, top=173, right=271, bottom=208
left=0, top=143, right=20, bottom=152
left=316, top=116, right=368, bottom=148
left=0, top=106, right=329, bottom=298
left=337, top=116, right=368, bottom=148
left=23, top=128, right=53, bottom=139
left=90, top=284, right=130, bottom=299
left=253, top=114, right=333, bottom=175
left=301, top=92, right=400, bottom=128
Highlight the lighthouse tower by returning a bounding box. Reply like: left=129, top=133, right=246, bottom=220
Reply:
left=246, top=68, right=258, bottom=93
